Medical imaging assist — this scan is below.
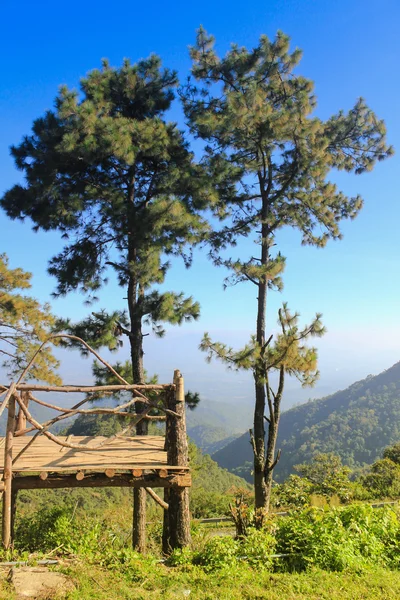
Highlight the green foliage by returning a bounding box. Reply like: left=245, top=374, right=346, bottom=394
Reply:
left=65, top=412, right=123, bottom=436
left=240, top=527, right=276, bottom=570
left=178, top=504, right=400, bottom=574
left=383, top=442, right=400, bottom=465
left=194, top=536, right=239, bottom=571
left=14, top=505, right=103, bottom=555
left=184, top=28, right=393, bottom=251
left=200, top=305, right=325, bottom=385
left=46, top=564, right=400, bottom=600
left=1, top=57, right=210, bottom=390
left=361, top=458, right=400, bottom=499
left=295, top=453, right=353, bottom=502
left=275, top=504, right=400, bottom=572
left=274, top=475, right=313, bottom=508
left=0, top=254, right=60, bottom=383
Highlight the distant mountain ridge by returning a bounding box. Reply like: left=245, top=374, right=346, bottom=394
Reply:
left=212, top=361, right=400, bottom=481
left=186, top=399, right=251, bottom=455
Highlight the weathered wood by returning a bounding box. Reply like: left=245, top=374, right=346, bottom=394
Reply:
left=59, top=435, right=72, bottom=452
left=159, top=469, right=168, bottom=478
left=162, top=488, right=170, bottom=554
left=10, top=489, right=18, bottom=548
left=14, top=400, right=168, bottom=455
left=145, top=487, right=169, bottom=510
left=0, top=382, right=16, bottom=421
left=39, top=472, right=48, bottom=481
left=15, top=384, right=172, bottom=393
left=13, top=472, right=191, bottom=491
left=5, top=436, right=176, bottom=472
left=132, top=488, right=146, bottom=552
left=16, top=392, right=29, bottom=433
left=76, top=471, right=85, bottom=481
left=13, top=394, right=177, bottom=460
left=2, top=394, right=16, bottom=549
left=14, top=398, right=90, bottom=439
left=163, top=370, right=191, bottom=552
left=27, top=394, right=140, bottom=415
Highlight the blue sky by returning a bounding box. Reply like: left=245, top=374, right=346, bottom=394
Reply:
left=0, top=0, right=399, bottom=408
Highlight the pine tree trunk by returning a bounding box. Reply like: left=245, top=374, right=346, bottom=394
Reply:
left=128, top=271, right=148, bottom=553
left=132, top=488, right=146, bottom=552
left=263, top=368, right=284, bottom=512
left=263, top=421, right=277, bottom=512
left=253, top=183, right=269, bottom=519
left=163, top=371, right=191, bottom=552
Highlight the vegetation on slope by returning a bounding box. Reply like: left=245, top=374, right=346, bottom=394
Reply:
left=212, top=362, right=400, bottom=481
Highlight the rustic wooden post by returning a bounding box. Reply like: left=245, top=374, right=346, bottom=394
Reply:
left=16, top=391, right=29, bottom=433
left=10, top=490, right=18, bottom=547
left=162, top=399, right=171, bottom=553
left=132, top=488, right=146, bottom=552
left=2, top=394, right=16, bottom=549
left=162, top=370, right=190, bottom=552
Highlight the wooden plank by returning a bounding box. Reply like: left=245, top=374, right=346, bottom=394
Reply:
left=0, top=435, right=188, bottom=474
left=15, top=384, right=172, bottom=393
left=13, top=465, right=189, bottom=473
left=13, top=472, right=192, bottom=490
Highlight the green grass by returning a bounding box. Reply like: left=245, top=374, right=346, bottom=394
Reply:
left=32, top=563, right=400, bottom=599
left=3, top=501, right=400, bottom=599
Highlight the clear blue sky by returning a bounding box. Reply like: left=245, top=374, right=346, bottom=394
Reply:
left=0, top=0, right=399, bottom=408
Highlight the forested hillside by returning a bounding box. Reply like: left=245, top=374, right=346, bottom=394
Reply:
left=213, top=361, right=400, bottom=481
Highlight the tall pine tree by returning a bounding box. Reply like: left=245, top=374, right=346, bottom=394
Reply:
left=183, top=28, right=393, bottom=517
left=1, top=57, right=210, bottom=550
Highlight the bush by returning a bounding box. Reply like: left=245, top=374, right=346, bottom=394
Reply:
left=15, top=505, right=120, bottom=559
left=240, top=528, right=276, bottom=570
left=191, top=488, right=230, bottom=519
left=275, top=504, right=400, bottom=572
left=274, top=475, right=312, bottom=508
left=194, top=536, right=239, bottom=571
left=361, top=458, right=400, bottom=499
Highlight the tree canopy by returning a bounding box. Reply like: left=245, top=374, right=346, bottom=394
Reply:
left=1, top=56, right=210, bottom=382
left=0, top=254, right=60, bottom=384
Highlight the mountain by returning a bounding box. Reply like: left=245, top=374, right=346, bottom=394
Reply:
left=186, top=399, right=251, bottom=455
left=212, top=361, right=400, bottom=482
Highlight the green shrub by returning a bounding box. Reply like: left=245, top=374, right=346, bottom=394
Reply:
left=190, top=488, right=230, bottom=519
left=274, top=475, right=312, bottom=509
left=15, top=505, right=117, bottom=559
left=276, top=508, right=362, bottom=571
left=239, top=527, right=276, bottom=570
left=169, top=546, right=194, bottom=567
left=194, top=536, right=239, bottom=571
left=275, top=504, right=400, bottom=572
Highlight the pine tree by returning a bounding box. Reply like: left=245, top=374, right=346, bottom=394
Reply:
left=0, top=254, right=60, bottom=384
left=183, top=28, right=393, bottom=517
left=1, top=57, right=210, bottom=550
